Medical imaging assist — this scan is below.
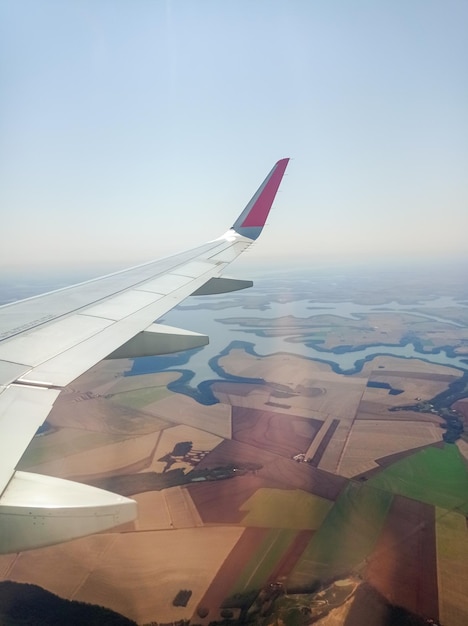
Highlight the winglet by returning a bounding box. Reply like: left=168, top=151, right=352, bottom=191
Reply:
left=231, top=158, right=289, bottom=240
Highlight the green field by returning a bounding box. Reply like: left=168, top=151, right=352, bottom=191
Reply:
left=288, top=482, right=393, bottom=587
left=436, top=507, right=468, bottom=626
left=240, top=488, right=333, bottom=529
left=229, top=529, right=297, bottom=595
left=18, top=429, right=131, bottom=468
left=368, top=444, right=468, bottom=514
left=110, top=385, right=171, bottom=409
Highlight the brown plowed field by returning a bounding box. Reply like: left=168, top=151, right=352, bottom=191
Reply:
left=188, top=474, right=274, bottom=524
left=364, top=494, right=438, bottom=620
left=188, top=440, right=347, bottom=525
left=266, top=530, right=315, bottom=584
left=192, top=439, right=347, bottom=503
left=231, top=407, right=322, bottom=457
left=196, top=527, right=269, bottom=612
left=260, top=456, right=347, bottom=498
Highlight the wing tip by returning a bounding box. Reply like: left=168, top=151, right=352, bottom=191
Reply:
left=231, top=158, right=290, bottom=239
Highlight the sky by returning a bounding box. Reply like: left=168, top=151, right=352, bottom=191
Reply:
left=1, top=0, right=467, bottom=275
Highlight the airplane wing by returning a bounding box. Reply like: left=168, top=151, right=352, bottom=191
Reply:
left=0, top=158, right=289, bottom=553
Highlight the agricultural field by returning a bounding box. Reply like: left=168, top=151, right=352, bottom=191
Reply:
left=144, top=392, right=233, bottom=439
left=232, top=407, right=323, bottom=458
left=0, top=527, right=243, bottom=625
left=239, top=488, right=333, bottom=530
left=288, top=482, right=393, bottom=586
left=218, top=311, right=468, bottom=354
left=19, top=431, right=161, bottom=480
left=337, top=420, right=443, bottom=478
left=139, top=424, right=222, bottom=473
left=367, top=445, right=468, bottom=514
left=3, top=272, right=468, bottom=626
left=197, top=527, right=271, bottom=613
left=436, top=508, right=468, bottom=626
left=364, top=496, right=438, bottom=619
left=227, top=528, right=297, bottom=596
left=217, top=350, right=367, bottom=421
left=17, top=427, right=131, bottom=469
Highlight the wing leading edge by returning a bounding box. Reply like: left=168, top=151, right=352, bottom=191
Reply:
left=0, top=158, right=289, bottom=553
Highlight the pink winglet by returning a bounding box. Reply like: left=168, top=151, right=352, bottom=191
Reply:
left=231, top=159, right=289, bottom=240
left=241, top=158, right=289, bottom=227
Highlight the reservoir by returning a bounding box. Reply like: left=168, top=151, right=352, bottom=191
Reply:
left=127, top=294, right=468, bottom=393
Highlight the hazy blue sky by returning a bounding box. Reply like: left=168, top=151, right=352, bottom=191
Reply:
left=1, top=0, right=467, bottom=273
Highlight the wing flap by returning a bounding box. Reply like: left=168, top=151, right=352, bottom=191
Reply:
left=106, top=323, right=209, bottom=359
left=0, top=385, right=61, bottom=494
left=191, top=277, right=253, bottom=295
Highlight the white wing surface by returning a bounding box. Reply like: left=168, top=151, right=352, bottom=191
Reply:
left=0, top=158, right=289, bottom=552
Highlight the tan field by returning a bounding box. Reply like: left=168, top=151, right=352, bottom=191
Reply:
left=213, top=382, right=330, bottom=422
left=133, top=486, right=203, bottom=530
left=64, top=361, right=179, bottom=396
left=132, top=491, right=173, bottom=530
left=22, top=431, right=161, bottom=480
left=0, top=553, right=18, bottom=578
left=361, top=377, right=459, bottom=408
left=337, top=420, right=443, bottom=477
left=316, top=312, right=468, bottom=353
left=104, top=370, right=181, bottom=396
left=354, top=355, right=464, bottom=379
left=17, top=427, right=131, bottom=469
left=317, top=418, right=355, bottom=474
left=164, top=486, right=204, bottom=529
left=218, top=350, right=367, bottom=421
left=0, top=527, right=243, bottom=624
left=22, top=423, right=222, bottom=482
left=64, top=359, right=132, bottom=393
left=0, top=533, right=116, bottom=602
left=141, top=424, right=222, bottom=473
left=144, top=393, right=232, bottom=439
left=47, top=393, right=171, bottom=435
left=47, top=368, right=181, bottom=435
left=218, top=348, right=332, bottom=379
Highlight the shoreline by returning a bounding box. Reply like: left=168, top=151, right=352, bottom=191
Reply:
left=123, top=339, right=468, bottom=406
